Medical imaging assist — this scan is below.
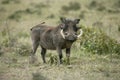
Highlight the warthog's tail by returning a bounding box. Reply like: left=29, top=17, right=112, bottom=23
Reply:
left=30, top=22, right=45, bottom=31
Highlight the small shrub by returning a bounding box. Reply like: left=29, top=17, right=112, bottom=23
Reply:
left=33, top=3, right=49, bottom=9
left=79, top=14, right=85, bottom=19
left=61, top=6, right=70, bottom=12
left=118, top=25, right=120, bottom=32
left=32, top=72, right=47, bottom=80
left=24, top=8, right=35, bottom=14
left=16, top=43, right=31, bottom=56
left=69, top=2, right=81, bottom=11
left=47, top=14, right=55, bottom=19
left=114, top=0, right=120, bottom=8
left=88, top=1, right=98, bottom=9
left=17, top=32, right=29, bottom=38
left=61, top=2, right=81, bottom=12
left=107, top=9, right=120, bottom=13
left=80, top=26, right=120, bottom=54
left=88, top=1, right=106, bottom=11
left=0, top=7, right=6, bottom=12
left=79, top=11, right=86, bottom=19
left=97, top=5, right=106, bottom=11
left=48, top=55, right=69, bottom=65
left=8, top=8, right=42, bottom=21
left=1, top=36, right=9, bottom=47
left=0, top=46, right=4, bottom=56
left=1, top=0, right=10, bottom=4
left=92, top=21, right=103, bottom=28
left=8, top=10, right=22, bottom=21
left=1, top=0, right=20, bottom=4
left=1, top=35, right=17, bottom=48
left=48, top=55, right=58, bottom=65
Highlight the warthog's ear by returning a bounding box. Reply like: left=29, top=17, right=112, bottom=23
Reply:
left=74, top=19, right=80, bottom=24
left=60, top=24, right=65, bottom=29
left=60, top=17, right=66, bottom=23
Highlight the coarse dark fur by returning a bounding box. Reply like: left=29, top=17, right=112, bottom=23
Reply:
left=30, top=17, right=81, bottom=64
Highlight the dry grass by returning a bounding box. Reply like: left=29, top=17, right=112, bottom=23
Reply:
left=0, top=50, right=120, bottom=80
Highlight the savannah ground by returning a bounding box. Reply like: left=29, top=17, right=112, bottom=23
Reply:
left=0, top=0, right=120, bottom=80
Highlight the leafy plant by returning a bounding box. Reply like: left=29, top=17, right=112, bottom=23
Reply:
left=88, top=1, right=98, bottom=9
left=118, top=25, right=120, bottom=32
left=114, top=0, right=120, bottom=8
left=61, top=2, right=81, bottom=12
left=32, top=72, right=47, bottom=80
left=80, top=26, right=120, bottom=54
left=48, top=55, right=58, bottom=65
left=88, top=1, right=106, bottom=11
left=79, top=11, right=86, bottom=19
left=47, top=14, right=55, bottom=19
left=1, top=0, right=20, bottom=4
left=15, top=43, right=31, bottom=56
left=0, top=46, right=4, bottom=56
left=33, top=3, right=49, bottom=9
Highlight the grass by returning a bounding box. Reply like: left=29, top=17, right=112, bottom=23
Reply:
left=0, top=0, right=120, bottom=80
left=0, top=49, right=120, bottom=80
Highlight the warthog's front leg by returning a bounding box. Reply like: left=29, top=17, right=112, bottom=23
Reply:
left=66, top=48, right=71, bottom=65
left=56, top=47, right=63, bottom=64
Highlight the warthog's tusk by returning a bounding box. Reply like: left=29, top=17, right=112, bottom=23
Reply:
left=77, top=29, right=83, bottom=38
left=60, top=29, right=65, bottom=39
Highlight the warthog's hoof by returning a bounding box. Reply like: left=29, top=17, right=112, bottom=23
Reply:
left=29, top=56, right=37, bottom=64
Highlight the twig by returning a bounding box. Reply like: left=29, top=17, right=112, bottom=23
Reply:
left=5, top=20, right=11, bottom=46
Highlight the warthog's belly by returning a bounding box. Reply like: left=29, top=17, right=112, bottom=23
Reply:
left=40, top=40, right=56, bottom=50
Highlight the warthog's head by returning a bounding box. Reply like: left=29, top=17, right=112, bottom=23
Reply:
left=60, top=17, right=83, bottom=42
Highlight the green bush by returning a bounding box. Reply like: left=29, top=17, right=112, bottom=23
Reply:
left=47, top=14, right=55, bottom=19
left=114, top=0, right=120, bottom=8
left=0, top=46, right=4, bottom=56
left=80, top=26, right=120, bottom=54
left=107, top=9, right=120, bottom=13
left=8, top=7, right=42, bottom=21
left=1, top=0, right=20, bottom=4
left=97, top=5, right=106, bottom=11
left=79, top=11, right=86, bottom=19
left=48, top=55, right=68, bottom=65
left=15, top=43, right=31, bottom=56
left=33, top=3, right=49, bottom=9
left=8, top=10, right=22, bottom=21
left=48, top=55, right=58, bottom=65
left=88, top=1, right=106, bottom=11
left=61, top=2, right=81, bottom=12
left=17, top=32, right=29, bottom=38
left=118, top=25, right=120, bottom=32
left=88, top=1, right=98, bottom=9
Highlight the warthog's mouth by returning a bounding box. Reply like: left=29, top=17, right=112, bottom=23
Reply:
left=60, top=29, right=83, bottom=39
left=67, top=39, right=76, bottom=42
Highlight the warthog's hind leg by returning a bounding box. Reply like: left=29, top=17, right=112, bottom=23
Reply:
left=29, top=39, right=39, bottom=64
left=41, top=47, right=46, bottom=63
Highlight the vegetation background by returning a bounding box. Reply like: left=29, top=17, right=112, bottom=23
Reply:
left=0, top=0, right=120, bottom=80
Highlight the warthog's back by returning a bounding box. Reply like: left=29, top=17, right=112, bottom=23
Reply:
left=31, top=24, right=58, bottom=50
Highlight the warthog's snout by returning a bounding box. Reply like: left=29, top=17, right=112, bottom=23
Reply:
left=65, top=33, right=77, bottom=42
left=60, top=29, right=83, bottom=42
left=67, top=35, right=77, bottom=42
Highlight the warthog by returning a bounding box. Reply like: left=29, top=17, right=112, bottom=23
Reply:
left=30, top=17, right=83, bottom=64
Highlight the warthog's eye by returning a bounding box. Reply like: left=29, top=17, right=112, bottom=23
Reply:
left=64, top=32, right=69, bottom=36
